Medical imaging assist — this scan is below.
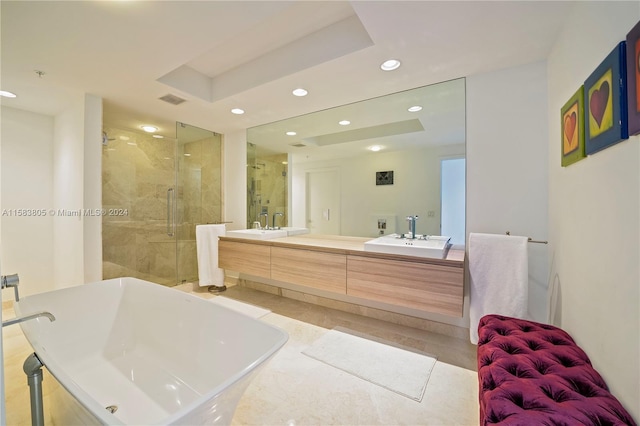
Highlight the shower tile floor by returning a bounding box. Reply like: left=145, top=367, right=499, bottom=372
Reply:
left=2, top=283, right=479, bottom=425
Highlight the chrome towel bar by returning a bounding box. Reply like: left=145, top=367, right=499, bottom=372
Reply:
left=505, top=231, right=548, bottom=244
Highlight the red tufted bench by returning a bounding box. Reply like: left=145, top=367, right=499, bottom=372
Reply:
left=477, top=314, right=636, bottom=425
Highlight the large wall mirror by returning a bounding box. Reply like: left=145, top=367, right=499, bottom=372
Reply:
left=247, top=78, right=466, bottom=245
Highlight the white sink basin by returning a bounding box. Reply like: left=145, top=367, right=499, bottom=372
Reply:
left=364, top=234, right=451, bottom=259
left=226, top=229, right=288, bottom=240
left=280, top=227, right=309, bottom=236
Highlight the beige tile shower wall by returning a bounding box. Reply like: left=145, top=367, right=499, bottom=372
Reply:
left=182, top=136, right=222, bottom=233
left=102, top=128, right=222, bottom=286
left=102, top=126, right=177, bottom=286
left=201, top=136, right=223, bottom=225
left=179, top=136, right=222, bottom=283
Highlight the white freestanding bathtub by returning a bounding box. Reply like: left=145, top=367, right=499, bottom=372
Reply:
left=14, top=277, right=288, bottom=425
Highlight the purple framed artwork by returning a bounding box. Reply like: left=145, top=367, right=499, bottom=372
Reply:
left=584, top=41, right=628, bottom=155
left=627, top=20, right=640, bottom=135
left=561, top=86, right=585, bottom=167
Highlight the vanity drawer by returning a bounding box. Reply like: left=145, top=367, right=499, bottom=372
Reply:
left=218, top=240, right=271, bottom=279
left=346, top=255, right=463, bottom=317
left=271, top=247, right=346, bottom=294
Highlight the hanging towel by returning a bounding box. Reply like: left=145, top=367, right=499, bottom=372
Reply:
left=469, top=233, right=528, bottom=344
left=196, top=224, right=226, bottom=287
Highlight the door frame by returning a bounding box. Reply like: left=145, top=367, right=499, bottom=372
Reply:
left=305, top=167, right=341, bottom=235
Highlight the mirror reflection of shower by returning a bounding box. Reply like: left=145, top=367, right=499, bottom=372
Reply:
left=246, top=142, right=288, bottom=229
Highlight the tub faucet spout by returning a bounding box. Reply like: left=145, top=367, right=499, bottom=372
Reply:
left=2, top=311, right=56, bottom=328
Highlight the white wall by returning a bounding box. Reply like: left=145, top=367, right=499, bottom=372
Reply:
left=292, top=144, right=465, bottom=238
left=52, top=94, right=103, bottom=288
left=0, top=107, right=55, bottom=297
left=82, top=94, right=103, bottom=283
left=547, top=2, right=639, bottom=418
left=0, top=95, right=102, bottom=295
left=53, top=96, right=86, bottom=288
left=466, top=61, right=550, bottom=323
left=223, top=129, right=248, bottom=230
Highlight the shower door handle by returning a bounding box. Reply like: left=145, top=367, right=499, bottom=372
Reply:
left=167, top=188, right=174, bottom=237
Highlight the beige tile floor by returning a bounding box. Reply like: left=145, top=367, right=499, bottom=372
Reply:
left=217, top=285, right=478, bottom=372
left=2, top=284, right=478, bottom=425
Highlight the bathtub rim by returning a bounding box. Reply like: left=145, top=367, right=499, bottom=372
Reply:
left=15, top=277, right=289, bottom=425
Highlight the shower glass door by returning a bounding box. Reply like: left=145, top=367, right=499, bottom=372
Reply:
left=102, top=122, right=221, bottom=286
left=175, top=122, right=222, bottom=284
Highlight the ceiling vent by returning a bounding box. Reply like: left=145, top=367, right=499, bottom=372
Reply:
left=159, top=94, right=186, bottom=105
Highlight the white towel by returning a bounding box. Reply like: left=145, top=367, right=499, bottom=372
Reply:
left=196, top=224, right=226, bottom=287
left=469, top=233, right=528, bottom=344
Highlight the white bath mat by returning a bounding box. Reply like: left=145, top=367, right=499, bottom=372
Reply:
left=210, top=296, right=271, bottom=318
left=302, top=329, right=436, bottom=401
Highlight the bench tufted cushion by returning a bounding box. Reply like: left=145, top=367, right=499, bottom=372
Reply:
left=477, top=314, right=636, bottom=425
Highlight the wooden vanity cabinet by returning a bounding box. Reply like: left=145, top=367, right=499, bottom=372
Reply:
left=271, top=247, right=346, bottom=294
left=218, top=240, right=271, bottom=279
left=346, top=255, right=463, bottom=317
left=218, top=236, right=464, bottom=317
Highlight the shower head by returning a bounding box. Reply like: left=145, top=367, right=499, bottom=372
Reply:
left=102, top=131, right=115, bottom=145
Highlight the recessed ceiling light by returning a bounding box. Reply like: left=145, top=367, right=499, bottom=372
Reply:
left=368, top=145, right=383, bottom=152
left=152, top=135, right=164, bottom=139
left=338, top=120, right=351, bottom=126
left=0, top=90, right=17, bottom=98
left=231, top=108, right=245, bottom=115
left=380, top=59, right=401, bottom=71
left=119, top=135, right=130, bottom=141
left=292, top=88, right=308, bottom=97
left=286, top=131, right=297, bottom=136
left=127, top=142, right=137, bottom=146
left=184, top=153, right=191, bottom=157
left=141, top=125, right=157, bottom=133
left=408, top=105, right=423, bottom=112
left=282, top=161, right=288, bottom=165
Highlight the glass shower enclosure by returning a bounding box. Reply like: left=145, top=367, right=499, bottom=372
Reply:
left=102, top=122, right=222, bottom=286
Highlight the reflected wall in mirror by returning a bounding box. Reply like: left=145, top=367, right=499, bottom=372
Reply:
left=247, top=78, right=466, bottom=244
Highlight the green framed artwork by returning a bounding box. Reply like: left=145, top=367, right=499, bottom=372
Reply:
left=561, top=86, right=585, bottom=167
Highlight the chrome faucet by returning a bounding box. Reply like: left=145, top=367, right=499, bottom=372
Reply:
left=3, top=311, right=56, bottom=328
left=252, top=221, right=262, bottom=229
left=272, top=212, right=284, bottom=229
left=259, top=212, right=268, bottom=229
left=406, top=215, right=418, bottom=239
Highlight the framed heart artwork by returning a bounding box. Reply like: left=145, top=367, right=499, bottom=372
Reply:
left=627, top=20, right=640, bottom=136
left=561, top=86, right=585, bottom=167
left=584, top=41, right=628, bottom=155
